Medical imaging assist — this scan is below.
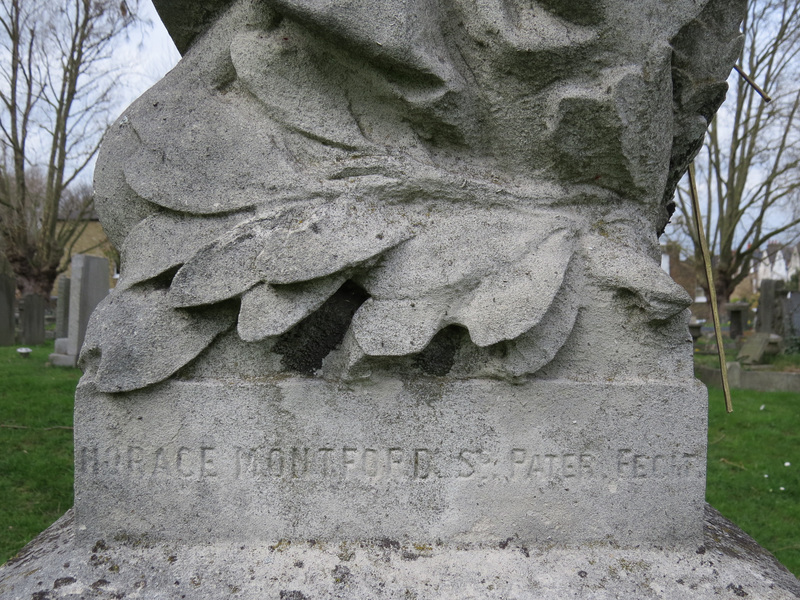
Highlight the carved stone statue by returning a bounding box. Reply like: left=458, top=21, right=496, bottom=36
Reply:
left=9, top=1, right=800, bottom=598
left=83, top=0, right=744, bottom=391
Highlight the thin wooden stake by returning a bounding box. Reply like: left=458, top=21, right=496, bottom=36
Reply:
left=688, top=163, right=733, bottom=413
left=733, top=65, right=772, bottom=103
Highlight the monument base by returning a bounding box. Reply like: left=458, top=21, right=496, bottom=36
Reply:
left=48, top=353, right=78, bottom=368
left=49, top=338, right=78, bottom=367
left=1, top=506, right=798, bottom=599
left=73, top=377, right=707, bottom=547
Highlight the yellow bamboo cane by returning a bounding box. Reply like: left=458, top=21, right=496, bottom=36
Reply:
left=688, top=163, right=733, bottom=413
left=733, top=65, right=772, bottom=103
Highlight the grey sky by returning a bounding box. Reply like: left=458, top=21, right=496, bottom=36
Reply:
left=112, top=0, right=181, bottom=120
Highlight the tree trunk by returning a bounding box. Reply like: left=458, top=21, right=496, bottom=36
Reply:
left=6, top=250, right=61, bottom=299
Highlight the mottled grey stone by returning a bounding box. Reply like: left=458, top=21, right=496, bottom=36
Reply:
left=13, top=0, right=792, bottom=597
left=789, top=293, right=800, bottom=338
left=72, top=377, right=707, bottom=546
left=2, top=506, right=799, bottom=599
left=88, top=0, right=744, bottom=390
left=79, top=287, right=237, bottom=392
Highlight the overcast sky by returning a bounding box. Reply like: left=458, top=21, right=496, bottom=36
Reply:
left=112, top=0, right=181, bottom=118
left=74, top=0, right=180, bottom=182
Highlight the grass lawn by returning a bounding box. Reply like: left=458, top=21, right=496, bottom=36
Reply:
left=0, top=341, right=79, bottom=564
left=0, top=343, right=798, bottom=579
left=706, top=385, right=800, bottom=576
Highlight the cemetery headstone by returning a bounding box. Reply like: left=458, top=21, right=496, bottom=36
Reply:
left=725, top=301, right=749, bottom=340
left=49, top=254, right=109, bottom=367
left=4, top=0, right=799, bottom=597
left=19, top=293, right=45, bottom=346
left=738, top=332, right=772, bottom=365
left=788, top=292, right=800, bottom=340
left=758, top=279, right=789, bottom=336
left=0, top=254, right=14, bottom=346
left=54, top=275, right=71, bottom=340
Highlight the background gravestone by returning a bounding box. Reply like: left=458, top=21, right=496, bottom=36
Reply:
left=3, top=0, right=799, bottom=597
left=726, top=301, right=749, bottom=341
left=758, top=279, right=789, bottom=337
left=0, top=253, right=15, bottom=346
left=788, top=292, right=800, bottom=342
left=19, top=293, right=45, bottom=346
left=54, top=275, right=71, bottom=340
left=49, top=254, right=109, bottom=367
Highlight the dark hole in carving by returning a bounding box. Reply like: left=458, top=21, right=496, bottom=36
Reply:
left=143, top=265, right=181, bottom=290
left=413, top=325, right=466, bottom=376
left=536, top=0, right=604, bottom=26
left=273, top=280, right=370, bottom=374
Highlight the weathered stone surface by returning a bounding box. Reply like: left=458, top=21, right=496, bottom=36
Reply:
left=79, top=287, right=237, bottom=392
left=73, top=377, right=707, bottom=546
left=12, top=1, right=785, bottom=598
left=87, top=0, right=744, bottom=391
left=2, top=506, right=798, bottom=599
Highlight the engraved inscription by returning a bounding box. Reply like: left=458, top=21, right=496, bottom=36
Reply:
left=78, top=445, right=220, bottom=480
left=616, top=449, right=700, bottom=479
left=508, top=449, right=595, bottom=481
left=233, top=446, right=434, bottom=481
left=77, top=444, right=701, bottom=483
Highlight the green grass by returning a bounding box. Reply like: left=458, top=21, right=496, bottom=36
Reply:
left=763, top=352, right=800, bottom=372
left=694, top=352, right=732, bottom=368
left=694, top=347, right=800, bottom=372
left=706, top=385, right=800, bottom=576
left=0, top=341, right=80, bottom=564
left=0, top=346, right=798, bottom=578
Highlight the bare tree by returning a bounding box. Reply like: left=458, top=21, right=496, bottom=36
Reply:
left=0, top=0, right=137, bottom=297
left=669, top=0, right=800, bottom=305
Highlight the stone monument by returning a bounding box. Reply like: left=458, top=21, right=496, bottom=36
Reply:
left=3, top=0, right=800, bottom=597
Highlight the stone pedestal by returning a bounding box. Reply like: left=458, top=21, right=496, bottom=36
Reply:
left=2, top=505, right=798, bottom=599
left=73, top=377, right=707, bottom=547
left=3, top=376, right=798, bottom=598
